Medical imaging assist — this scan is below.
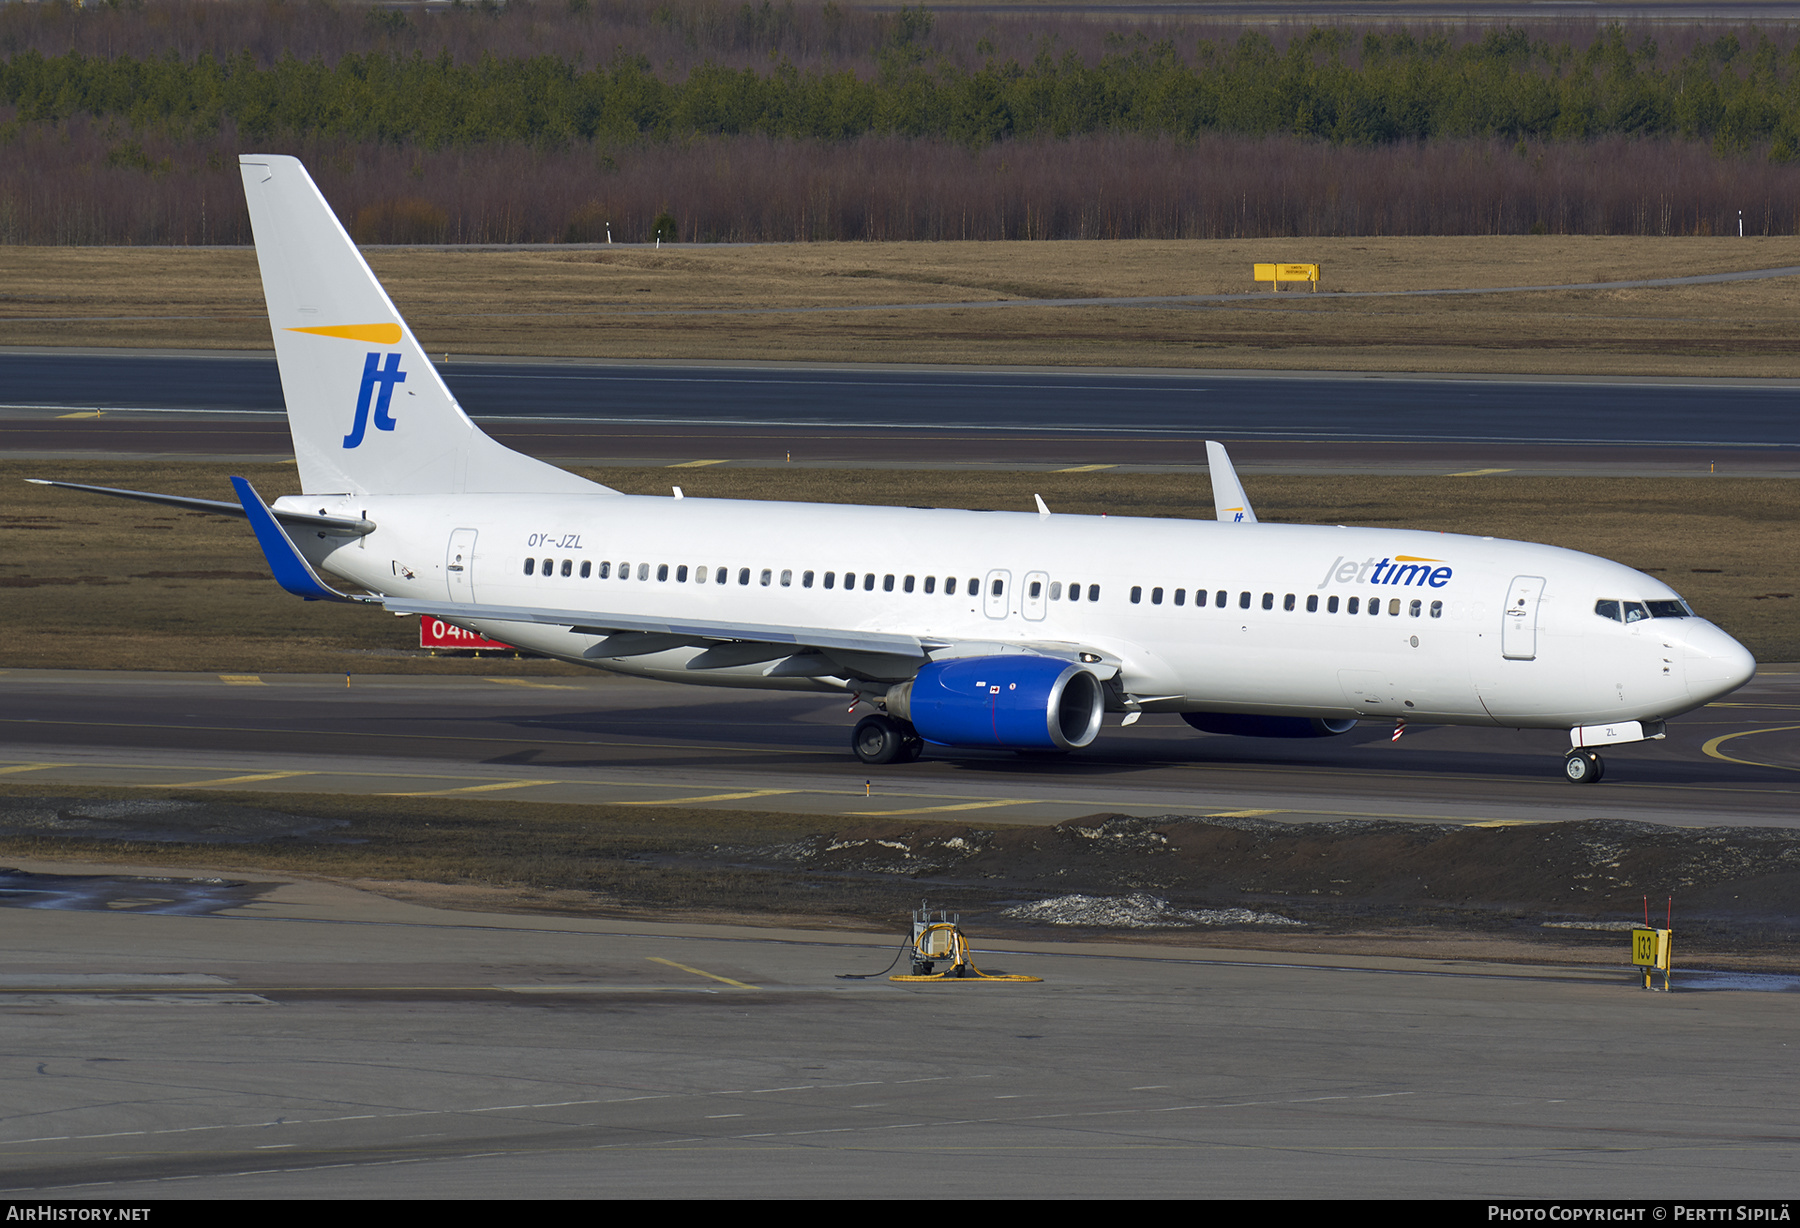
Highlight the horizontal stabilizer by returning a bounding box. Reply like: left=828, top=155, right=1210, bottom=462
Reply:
left=27, top=478, right=375, bottom=535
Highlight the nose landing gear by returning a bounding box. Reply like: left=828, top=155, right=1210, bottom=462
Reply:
left=1564, top=721, right=1664, bottom=783
left=1564, top=748, right=1605, bottom=784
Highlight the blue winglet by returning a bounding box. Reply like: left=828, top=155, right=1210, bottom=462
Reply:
left=230, top=475, right=354, bottom=602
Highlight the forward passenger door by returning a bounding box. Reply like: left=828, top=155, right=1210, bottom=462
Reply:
left=1501, top=575, right=1544, bottom=660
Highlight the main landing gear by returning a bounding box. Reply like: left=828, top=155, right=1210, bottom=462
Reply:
left=852, top=714, right=924, bottom=765
left=1564, top=748, right=1605, bottom=784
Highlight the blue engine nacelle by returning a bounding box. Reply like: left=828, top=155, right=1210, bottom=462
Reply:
left=888, top=655, right=1106, bottom=751
left=1180, top=713, right=1358, bottom=739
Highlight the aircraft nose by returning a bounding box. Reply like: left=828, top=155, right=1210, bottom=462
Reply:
left=1686, top=622, right=1757, bottom=701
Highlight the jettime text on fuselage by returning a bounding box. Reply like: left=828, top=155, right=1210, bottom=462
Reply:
left=1316, top=555, right=1453, bottom=590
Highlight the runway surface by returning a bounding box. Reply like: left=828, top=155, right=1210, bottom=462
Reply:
left=3, top=869, right=1796, bottom=1198
left=4, top=350, right=1798, bottom=475
left=2, top=667, right=1795, bottom=828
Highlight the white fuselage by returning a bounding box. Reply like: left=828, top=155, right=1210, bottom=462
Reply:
left=285, top=491, right=1755, bottom=730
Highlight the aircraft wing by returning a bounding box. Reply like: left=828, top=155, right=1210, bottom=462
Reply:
left=1205, top=440, right=1258, bottom=524
left=390, top=596, right=1124, bottom=686
left=390, top=595, right=931, bottom=662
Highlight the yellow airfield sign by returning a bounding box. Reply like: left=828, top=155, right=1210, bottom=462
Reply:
left=1632, top=926, right=1673, bottom=991
left=1254, top=262, right=1320, bottom=291
left=1632, top=927, right=1670, bottom=967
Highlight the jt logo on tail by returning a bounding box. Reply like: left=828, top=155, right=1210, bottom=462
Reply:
left=343, top=352, right=407, bottom=448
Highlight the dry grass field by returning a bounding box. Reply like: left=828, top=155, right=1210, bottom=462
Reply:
left=5, top=458, right=1795, bottom=669
left=7, top=235, right=1800, bottom=375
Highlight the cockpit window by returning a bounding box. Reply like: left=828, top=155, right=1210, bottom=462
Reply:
left=1600, top=597, right=1693, bottom=623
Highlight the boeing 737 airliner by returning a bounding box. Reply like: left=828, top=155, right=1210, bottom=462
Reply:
left=32, top=155, right=1758, bottom=783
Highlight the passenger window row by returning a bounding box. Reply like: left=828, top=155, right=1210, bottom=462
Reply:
left=515, top=557, right=1465, bottom=624
left=1126, top=586, right=1444, bottom=619
left=519, top=559, right=1092, bottom=602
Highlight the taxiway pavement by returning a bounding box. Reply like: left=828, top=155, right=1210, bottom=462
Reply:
left=2, top=869, right=1794, bottom=1198
left=2, top=667, right=1795, bottom=829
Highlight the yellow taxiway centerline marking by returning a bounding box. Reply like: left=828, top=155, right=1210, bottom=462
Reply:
left=482, top=678, right=578, bottom=689
left=218, top=674, right=264, bottom=686
left=1053, top=463, right=1117, bottom=473
left=1302, top=808, right=1560, bottom=825
left=618, top=789, right=796, bottom=806
left=1191, top=800, right=1599, bottom=825
left=148, top=771, right=314, bottom=788
left=647, top=957, right=757, bottom=990
left=669, top=459, right=730, bottom=468
left=1449, top=468, right=1513, bottom=477
left=56, top=410, right=104, bottom=419
left=14, top=751, right=1691, bottom=824
left=849, top=799, right=1032, bottom=816
left=383, top=779, right=559, bottom=797
left=1701, top=725, right=1800, bottom=772
left=1, top=755, right=858, bottom=805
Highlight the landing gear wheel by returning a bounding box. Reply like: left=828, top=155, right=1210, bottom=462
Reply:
left=852, top=714, right=906, bottom=765
left=1564, top=749, right=1604, bottom=784
left=898, top=736, right=925, bottom=763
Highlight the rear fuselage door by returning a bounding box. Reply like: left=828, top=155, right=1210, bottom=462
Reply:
left=984, top=569, right=1012, bottom=620
left=447, top=528, right=478, bottom=602
left=1501, top=574, right=1545, bottom=660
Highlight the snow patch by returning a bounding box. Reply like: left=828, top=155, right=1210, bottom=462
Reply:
left=1541, top=920, right=1643, bottom=931
left=1003, top=892, right=1303, bottom=929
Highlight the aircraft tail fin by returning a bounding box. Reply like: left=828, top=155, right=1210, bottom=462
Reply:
left=1205, top=440, right=1257, bottom=524
left=238, top=155, right=613, bottom=499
